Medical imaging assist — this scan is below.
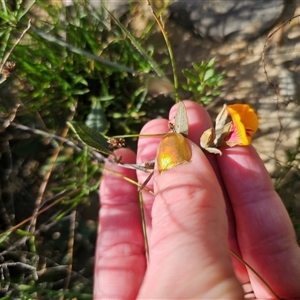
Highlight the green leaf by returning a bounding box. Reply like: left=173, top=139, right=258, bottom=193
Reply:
left=207, top=58, right=215, bottom=68
left=68, top=122, right=112, bottom=155
left=182, top=69, right=198, bottom=82
left=85, top=98, right=108, bottom=133
left=30, top=27, right=135, bottom=74
left=72, top=88, right=90, bottom=95
left=204, top=68, right=215, bottom=81
left=16, top=229, right=33, bottom=237
left=16, top=0, right=36, bottom=21
left=98, top=95, right=115, bottom=101
left=192, top=62, right=205, bottom=73
left=181, top=83, right=190, bottom=91
left=0, top=231, right=11, bottom=244
left=105, top=7, right=166, bottom=78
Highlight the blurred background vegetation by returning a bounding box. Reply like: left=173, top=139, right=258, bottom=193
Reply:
left=0, top=0, right=299, bottom=299
left=0, top=1, right=225, bottom=298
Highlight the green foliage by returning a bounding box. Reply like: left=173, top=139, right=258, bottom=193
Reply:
left=1, top=2, right=163, bottom=135
left=68, top=121, right=112, bottom=156
left=0, top=0, right=164, bottom=298
left=182, top=58, right=225, bottom=105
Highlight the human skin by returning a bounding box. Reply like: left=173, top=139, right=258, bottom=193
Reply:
left=94, top=100, right=300, bottom=299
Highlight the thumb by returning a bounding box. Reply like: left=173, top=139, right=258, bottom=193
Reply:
left=138, top=136, right=243, bottom=299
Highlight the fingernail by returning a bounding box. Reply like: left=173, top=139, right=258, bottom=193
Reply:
left=157, top=133, right=192, bottom=173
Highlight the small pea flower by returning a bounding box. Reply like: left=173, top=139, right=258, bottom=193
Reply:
left=200, top=104, right=258, bottom=155
left=225, top=104, right=258, bottom=146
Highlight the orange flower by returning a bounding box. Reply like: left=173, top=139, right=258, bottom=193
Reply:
left=225, top=104, right=258, bottom=146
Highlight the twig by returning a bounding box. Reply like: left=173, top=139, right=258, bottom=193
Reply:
left=145, top=0, right=179, bottom=102
left=1, top=118, right=155, bottom=173
left=0, top=191, right=68, bottom=257
left=0, top=188, right=81, bottom=240
left=0, top=119, right=83, bottom=151
left=262, top=14, right=300, bottom=162
left=0, top=104, right=20, bottom=132
left=27, top=105, right=77, bottom=251
left=139, top=192, right=150, bottom=262
left=262, top=14, right=300, bottom=88
left=0, top=20, right=32, bottom=74
left=1, top=262, right=38, bottom=281
left=60, top=210, right=76, bottom=300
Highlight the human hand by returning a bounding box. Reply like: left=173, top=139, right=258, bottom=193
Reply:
left=94, top=100, right=300, bottom=299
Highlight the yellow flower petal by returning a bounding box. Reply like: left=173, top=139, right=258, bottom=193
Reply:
left=226, top=104, right=258, bottom=146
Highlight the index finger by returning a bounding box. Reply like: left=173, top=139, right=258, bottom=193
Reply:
left=218, top=146, right=300, bottom=299
left=169, top=101, right=248, bottom=282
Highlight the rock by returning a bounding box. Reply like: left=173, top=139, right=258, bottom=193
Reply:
left=169, top=0, right=286, bottom=42
left=97, top=0, right=129, bottom=18
left=278, top=64, right=300, bottom=102
left=62, top=0, right=129, bottom=18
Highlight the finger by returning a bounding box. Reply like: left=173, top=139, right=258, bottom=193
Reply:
left=137, top=118, right=169, bottom=230
left=138, top=139, right=244, bottom=299
left=94, top=148, right=146, bottom=299
left=136, top=102, right=212, bottom=228
left=170, top=100, right=248, bottom=282
left=218, top=146, right=300, bottom=299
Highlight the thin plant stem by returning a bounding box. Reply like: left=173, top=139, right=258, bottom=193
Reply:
left=230, top=249, right=283, bottom=300
left=145, top=0, right=179, bottom=102
left=0, top=189, right=81, bottom=239
left=0, top=19, right=32, bottom=74
left=139, top=192, right=150, bottom=263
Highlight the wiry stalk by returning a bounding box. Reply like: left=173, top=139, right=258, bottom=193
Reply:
left=146, top=0, right=179, bottom=102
